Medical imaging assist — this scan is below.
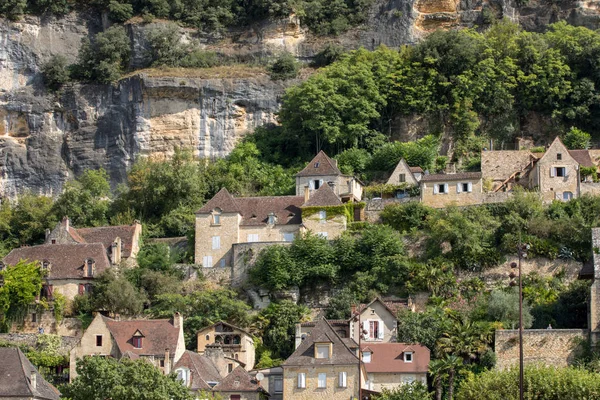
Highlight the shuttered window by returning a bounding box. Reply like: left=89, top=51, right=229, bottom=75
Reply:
left=338, top=372, right=347, bottom=387
left=318, top=373, right=327, bottom=388
left=297, top=373, right=306, bottom=388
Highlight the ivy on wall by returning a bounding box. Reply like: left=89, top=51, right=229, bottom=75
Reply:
left=301, top=202, right=365, bottom=223
left=364, top=183, right=420, bottom=198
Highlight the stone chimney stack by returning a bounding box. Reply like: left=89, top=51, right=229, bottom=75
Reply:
left=304, top=186, right=310, bottom=202
left=172, top=312, right=183, bottom=329
left=44, top=229, right=50, bottom=242
left=111, top=237, right=122, bottom=265
left=63, top=216, right=69, bottom=231
left=164, top=348, right=171, bottom=374
left=30, top=371, right=36, bottom=389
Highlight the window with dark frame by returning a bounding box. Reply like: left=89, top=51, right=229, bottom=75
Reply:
left=399, top=173, right=406, bottom=183
left=133, top=337, right=142, bottom=348
left=462, top=183, right=469, bottom=192
left=557, top=153, right=562, bottom=160
left=556, top=167, right=566, bottom=177
left=438, top=184, right=446, bottom=194
left=96, top=335, right=103, bottom=347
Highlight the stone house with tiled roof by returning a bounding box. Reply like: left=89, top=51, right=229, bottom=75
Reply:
left=420, top=172, right=483, bottom=208
left=283, top=319, right=366, bottom=400
left=197, top=321, right=256, bottom=371
left=3, top=242, right=110, bottom=303
left=69, top=312, right=185, bottom=381
left=295, top=151, right=363, bottom=202
left=213, top=366, right=269, bottom=400
left=360, top=343, right=430, bottom=392
left=0, top=347, right=61, bottom=400
left=45, top=217, right=142, bottom=266
left=194, top=152, right=363, bottom=270
left=386, top=159, right=421, bottom=187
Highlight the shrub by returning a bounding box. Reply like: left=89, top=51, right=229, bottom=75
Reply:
left=563, top=126, right=591, bottom=149
left=73, top=26, right=131, bottom=83
left=312, top=43, right=345, bottom=67
left=268, top=52, right=299, bottom=80
left=381, top=202, right=433, bottom=232
left=41, top=54, right=70, bottom=91
left=180, top=50, right=220, bottom=68
left=145, top=23, right=187, bottom=67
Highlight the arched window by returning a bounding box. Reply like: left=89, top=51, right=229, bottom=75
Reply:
left=41, top=260, right=50, bottom=270
left=85, top=259, right=95, bottom=277
left=212, top=209, right=222, bottom=225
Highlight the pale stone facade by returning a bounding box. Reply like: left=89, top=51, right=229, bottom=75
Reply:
left=533, top=138, right=580, bottom=202
left=301, top=212, right=347, bottom=240
left=197, top=322, right=256, bottom=371
left=350, top=299, right=399, bottom=343
left=296, top=174, right=363, bottom=201
left=386, top=159, right=419, bottom=186
left=420, top=173, right=483, bottom=208
left=282, top=365, right=362, bottom=400
left=365, top=372, right=427, bottom=392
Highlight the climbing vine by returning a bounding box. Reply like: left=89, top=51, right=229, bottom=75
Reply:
left=302, top=202, right=365, bottom=223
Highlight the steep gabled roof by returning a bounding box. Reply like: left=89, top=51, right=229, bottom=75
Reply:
left=3, top=243, right=110, bottom=279
left=569, top=150, right=596, bottom=168
left=75, top=224, right=138, bottom=258
left=0, top=348, right=60, bottom=400
left=102, top=315, right=181, bottom=357
left=353, top=297, right=408, bottom=319
left=539, top=136, right=571, bottom=164
left=283, top=319, right=359, bottom=367
left=302, top=184, right=343, bottom=207
left=296, top=151, right=342, bottom=177
left=360, top=343, right=430, bottom=374
left=481, top=150, right=537, bottom=182
left=212, top=366, right=265, bottom=393
left=196, top=188, right=241, bottom=214
left=197, top=321, right=254, bottom=338
left=386, top=158, right=418, bottom=185
left=174, top=350, right=222, bottom=391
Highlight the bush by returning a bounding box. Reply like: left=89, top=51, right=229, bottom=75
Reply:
left=456, top=365, right=600, bottom=400
left=73, top=26, right=131, bottom=83
left=41, top=54, right=70, bottom=91
left=564, top=127, right=591, bottom=149
left=268, top=52, right=299, bottom=80
left=312, top=43, right=345, bottom=67
left=381, top=202, right=433, bottom=232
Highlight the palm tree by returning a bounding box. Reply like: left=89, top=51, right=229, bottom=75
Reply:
left=437, top=314, right=490, bottom=363
left=443, top=355, right=463, bottom=400
left=428, top=359, right=448, bottom=400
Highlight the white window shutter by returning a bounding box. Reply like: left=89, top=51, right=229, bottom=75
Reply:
left=378, top=321, right=384, bottom=339
left=298, top=373, right=305, bottom=388
left=433, top=184, right=438, bottom=194
left=551, top=168, right=555, bottom=177
left=362, top=320, right=369, bottom=337
left=309, top=180, right=314, bottom=189
left=339, top=372, right=347, bottom=387
left=468, top=182, right=473, bottom=192
left=456, top=183, right=462, bottom=193
left=444, top=184, right=449, bottom=193
left=319, top=179, right=324, bottom=187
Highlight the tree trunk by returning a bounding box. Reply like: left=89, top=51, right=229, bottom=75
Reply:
left=435, top=379, right=442, bottom=400
left=448, top=369, right=455, bottom=400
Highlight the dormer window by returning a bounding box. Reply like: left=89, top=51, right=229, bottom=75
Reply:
left=404, top=351, right=414, bottom=363
left=41, top=260, right=50, bottom=271
left=176, top=368, right=190, bottom=386
left=315, top=343, right=332, bottom=359
left=212, top=209, right=222, bottom=225
left=132, top=329, right=144, bottom=348
left=363, top=351, right=372, bottom=363
left=85, top=259, right=95, bottom=277
left=268, top=213, right=276, bottom=225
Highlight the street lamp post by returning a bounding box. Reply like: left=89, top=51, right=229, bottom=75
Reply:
left=509, top=242, right=529, bottom=400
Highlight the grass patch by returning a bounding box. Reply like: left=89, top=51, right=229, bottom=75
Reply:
left=122, top=65, right=268, bottom=79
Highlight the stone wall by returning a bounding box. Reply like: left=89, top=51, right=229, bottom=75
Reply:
left=11, top=311, right=81, bottom=338
left=0, top=333, right=79, bottom=352
left=494, top=329, right=587, bottom=370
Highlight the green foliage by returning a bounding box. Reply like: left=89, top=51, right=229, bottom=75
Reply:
left=325, top=287, right=356, bottom=319
left=26, top=334, right=68, bottom=369
left=91, top=270, right=147, bottom=317
left=456, top=365, right=600, bottom=400
left=312, top=43, right=345, bottom=67
left=377, top=383, right=433, bottom=400
left=52, top=292, right=66, bottom=323
left=41, top=54, right=70, bottom=91
left=268, top=52, right=300, bottom=80
left=62, top=356, right=193, bottom=400
left=0, top=260, right=44, bottom=330
left=486, top=288, right=533, bottom=329
left=0, top=0, right=27, bottom=20
left=51, top=169, right=111, bottom=227
left=369, top=135, right=440, bottom=172
left=301, top=202, right=361, bottom=223
left=381, top=202, right=433, bottom=232
left=396, top=307, right=450, bottom=352
left=72, top=26, right=131, bottom=83
left=564, top=126, right=591, bottom=149
left=259, top=300, right=309, bottom=359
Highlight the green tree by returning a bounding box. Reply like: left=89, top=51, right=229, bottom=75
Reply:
left=487, top=288, right=534, bottom=329
left=396, top=307, right=450, bottom=352
left=91, top=270, right=146, bottom=317
left=41, top=54, right=70, bottom=91
left=9, top=194, right=56, bottom=246
left=377, top=383, right=432, bottom=400
left=62, top=356, right=193, bottom=400
left=0, top=0, right=27, bottom=20
left=73, top=26, right=131, bottom=83
left=0, top=260, right=44, bottom=330
left=145, top=23, right=187, bottom=67
left=563, top=126, right=591, bottom=149
left=268, top=52, right=300, bottom=80
left=259, top=300, right=309, bottom=359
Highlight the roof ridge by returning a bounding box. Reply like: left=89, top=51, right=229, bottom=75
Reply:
left=16, top=348, right=34, bottom=397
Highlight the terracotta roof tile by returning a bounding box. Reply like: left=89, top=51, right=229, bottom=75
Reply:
left=3, top=243, right=110, bottom=280
left=283, top=319, right=358, bottom=367
left=197, top=188, right=241, bottom=214
left=302, top=184, right=342, bottom=207
left=296, top=151, right=342, bottom=177
left=361, top=343, right=429, bottom=374
left=75, top=224, right=138, bottom=258
left=174, top=350, right=221, bottom=391
left=420, top=172, right=482, bottom=182
left=0, top=348, right=60, bottom=400
left=213, top=366, right=264, bottom=393
left=569, top=150, right=596, bottom=168
left=354, top=298, right=408, bottom=318
left=103, top=315, right=180, bottom=357
left=481, top=150, right=538, bottom=182
left=409, top=166, right=424, bottom=173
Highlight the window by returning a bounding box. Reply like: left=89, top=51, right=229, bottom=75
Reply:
left=363, top=351, right=371, bottom=363
left=369, top=321, right=380, bottom=340
left=220, top=259, right=226, bottom=267
left=212, top=210, right=221, bottom=225
left=283, top=233, right=295, bottom=242
left=314, top=179, right=321, bottom=190
left=160, top=359, right=165, bottom=367
left=206, top=334, right=210, bottom=340
left=212, top=236, right=221, bottom=250
left=563, top=191, right=573, bottom=201
left=316, top=344, right=330, bottom=359
left=404, top=352, right=413, bottom=363
left=553, top=167, right=566, bottom=177
left=228, top=363, right=233, bottom=373
left=51, top=239, right=56, bottom=244
left=399, top=173, right=406, bottom=183
left=133, top=337, right=142, bottom=348
left=319, top=210, right=326, bottom=223
left=32, top=313, right=37, bottom=323
left=434, top=183, right=448, bottom=194
left=462, top=183, right=469, bottom=192
left=314, top=162, right=320, bottom=168
left=297, top=373, right=306, bottom=388
left=86, top=259, right=94, bottom=277
left=317, top=232, right=328, bottom=239
left=247, top=234, right=259, bottom=242
left=96, top=335, right=103, bottom=347
left=318, top=373, right=327, bottom=388
left=557, top=153, right=562, bottom=160
left=274, top=376, right=283, bottom=393
left=202, top=256, right=213, bottom=268
left=42, top=260, right=50, bottom=270
left=176, top=368, right=190, bottom=386
left=268, top=214, right=276, bottom=225
left=338, top=372, right=347, bottom=388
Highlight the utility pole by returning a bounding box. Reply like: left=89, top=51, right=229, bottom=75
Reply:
left=357, top=304, right=362, bottom=400
left=510, top=239, right=529, bottom=400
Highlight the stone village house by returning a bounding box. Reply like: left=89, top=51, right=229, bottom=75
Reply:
left=0, top=347, right=61, bottom=400
left=195, top=151, right=364, bottom=269
left=197, top=321, right=256, bottom=371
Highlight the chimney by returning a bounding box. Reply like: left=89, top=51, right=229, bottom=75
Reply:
left=111, top=237, right=122, bottom=265
left=304, top=185, right=310, bottom=202
left=172, top=312, right=182, bottom=329
left=351, top=304, right=357, bottom=316
left=44, top=229, right=50, bottom=241
left=63, top=216, right=69, bottom=231
left=204, top=344, right=225, bottom=363
left=164, top=348, right=171, bottom=374
left=30, top=371, right=36, bottom=389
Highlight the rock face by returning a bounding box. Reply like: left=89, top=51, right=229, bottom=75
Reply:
left=2, top=0, right=600, bottom=197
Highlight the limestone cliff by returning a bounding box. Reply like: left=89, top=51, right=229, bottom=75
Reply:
left=1, top=0, right=600, bottom=197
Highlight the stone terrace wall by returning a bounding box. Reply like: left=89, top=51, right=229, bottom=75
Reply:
left=495, top=329, right=587, bottom=370
left=0, top=333, right=79, bottom=353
